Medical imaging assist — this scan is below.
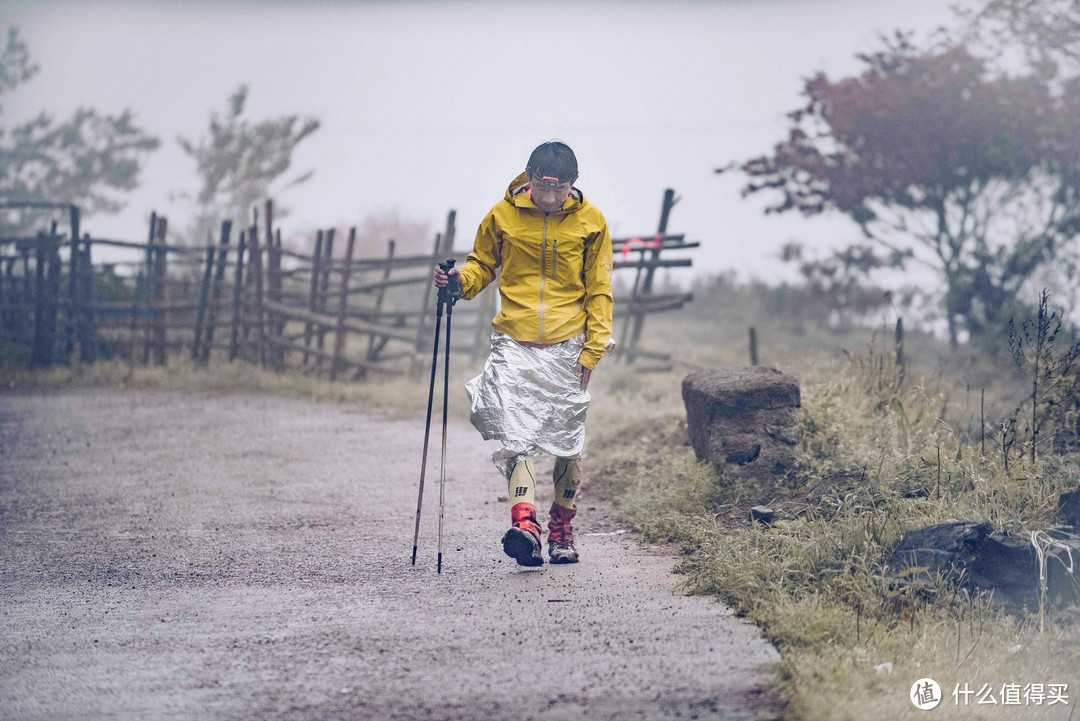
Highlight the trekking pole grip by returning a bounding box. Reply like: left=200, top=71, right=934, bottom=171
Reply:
left=438, top=259, right=462, bottom=304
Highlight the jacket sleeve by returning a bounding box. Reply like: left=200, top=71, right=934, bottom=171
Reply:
left=579, top=217, right=614, bottom=370
left=458, top=210, right=502, bottom=300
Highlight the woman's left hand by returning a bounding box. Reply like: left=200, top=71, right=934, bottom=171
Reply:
left=578, top=364, right=592, bottom=391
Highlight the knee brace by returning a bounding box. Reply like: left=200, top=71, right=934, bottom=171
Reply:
left=552, top=456, right=582, bottom=509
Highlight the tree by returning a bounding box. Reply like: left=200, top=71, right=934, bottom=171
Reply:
left=777, top=241, right=914, bottom=330
left=723, top=35, right=1080, bottom=347
left=177, top=85, right=319, bottom=245
left=959, top=0, right=1080, bottom=82
left=0, top=27, right=159, bottom=230
left=0, top=26, right=37, bottom=105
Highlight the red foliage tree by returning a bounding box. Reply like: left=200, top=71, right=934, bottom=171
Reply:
left=726, top=34, right=1080, bottom=346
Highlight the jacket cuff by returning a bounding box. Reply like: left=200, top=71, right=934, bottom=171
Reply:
left=458, top=266, right=480, bottom=300
left=577, top=347, right=604, bottom=370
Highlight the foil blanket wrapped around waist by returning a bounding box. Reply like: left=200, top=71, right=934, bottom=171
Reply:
left=465, top=331, right=591, bottom=479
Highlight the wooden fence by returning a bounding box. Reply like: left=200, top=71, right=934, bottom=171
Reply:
left=0, top=191, right=695, bottom=377
left=612, top=189, right=696, bottom=371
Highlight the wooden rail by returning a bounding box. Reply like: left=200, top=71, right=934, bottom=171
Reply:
left=0, top=190, right=696, bottom=376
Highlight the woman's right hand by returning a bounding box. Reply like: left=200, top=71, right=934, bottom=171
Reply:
left=433, top=265, right=459, bottom=288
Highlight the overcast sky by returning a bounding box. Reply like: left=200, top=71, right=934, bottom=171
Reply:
left=3, top=0, right=967, bottom=280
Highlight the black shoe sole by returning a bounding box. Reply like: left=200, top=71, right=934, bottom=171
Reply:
left=501, top=527, right=544, bottom=567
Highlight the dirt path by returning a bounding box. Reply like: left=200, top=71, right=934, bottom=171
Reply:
left=0, top=389, right=781, bottom=720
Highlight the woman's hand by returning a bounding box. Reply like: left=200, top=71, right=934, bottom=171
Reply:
left=433, top=265, right=459, bottom=288
left=578, top=364, right=592, bottom=391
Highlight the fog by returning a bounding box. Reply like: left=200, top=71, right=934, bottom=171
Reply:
left=4, top=0, right=964, bottom=280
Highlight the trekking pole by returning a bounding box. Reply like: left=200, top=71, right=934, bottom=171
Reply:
left=412, top=270, right=445, bottom=566
left=437, top=259, right=461, bottom=574
left=411, top=259, right=460, bottom=569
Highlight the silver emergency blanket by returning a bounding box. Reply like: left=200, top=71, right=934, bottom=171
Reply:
left=466, top=331, right=604, bottom=480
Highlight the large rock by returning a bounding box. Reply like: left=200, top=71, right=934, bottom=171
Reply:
left=681, top=367, right=801, bottom=481
left=886, top=521, right=992, bottom=581
left=885, top=521, right=1080, bottom=611
left=1059, top=489, right=1080, bottom=528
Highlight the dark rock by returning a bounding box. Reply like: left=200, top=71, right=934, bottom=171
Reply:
left=885, top=521, right=991, bottom=581
left=682, top=367, right=801, bottom=482
left=885, top=521, right=1080, bottom=612
left=1059, top=489, right=1080, bottom=528
left=969, top=534, right=1039, bottom=609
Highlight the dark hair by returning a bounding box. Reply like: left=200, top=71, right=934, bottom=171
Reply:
left=526, top=141, right=578, bottom=183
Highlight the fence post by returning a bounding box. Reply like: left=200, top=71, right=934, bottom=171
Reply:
left=331, top=228, right=357, bottom=381
left=202, top=220, right=232, bottom=366
left=42, top=232, right=62, bottom=367
left=265, top=237, right=283, bottom=369
left=441, top=209, right=456, bottom=256
left=265, top=201, right=284, bottom=370
left=749, top=327, right=758, bottom=366
left=239, top=212, right=260, bottom=351
left=315, top=228, right=335, bottom=374
left=247, top=219, right=267, bottom=369
left=31, top=232, right=49, bottom=367
left=77, top=233, right=97, bottom=362
left=304, top=230, right=324, bottom=368
left=11, top=248, right=32, bottom=350
left=229, top=229, right=247, bottom=362
left=139, top=213, right=157, bottom=365
left=15, top=246, right=29, bottom=345
left=65, top=204, right=80, bottom=360
left=262, top=200, right=278, bottom=368
left=192, top=244, right=216, bottom=361
left=151, top=217, right=168, bottom=366
left=2, top=256, right=18, bottom=345
left=627, top=189, right=677, bottom=359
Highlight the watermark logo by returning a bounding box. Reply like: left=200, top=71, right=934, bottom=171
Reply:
left=911, top=678, right=942, bottom=710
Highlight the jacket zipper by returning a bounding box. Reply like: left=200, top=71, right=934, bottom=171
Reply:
left=552, top=239, right=558, bottom=281
left=540, top=216, right=549, bottom=342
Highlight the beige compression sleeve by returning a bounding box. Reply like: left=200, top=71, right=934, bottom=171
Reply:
left=508, top=457, right=536, bottom=506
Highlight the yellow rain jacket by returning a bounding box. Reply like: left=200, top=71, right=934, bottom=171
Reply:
left=459, top=172, right=614, bottom=370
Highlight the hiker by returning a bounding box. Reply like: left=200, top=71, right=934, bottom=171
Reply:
left=433, top=141, right=614, bottom=566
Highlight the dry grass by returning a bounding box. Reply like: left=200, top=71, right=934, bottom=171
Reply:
left=588, top=324, right=1079, bottom=721
left=0, top=351, right=443, bottom=416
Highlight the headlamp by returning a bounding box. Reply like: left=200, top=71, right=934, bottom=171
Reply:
left=528, top=170, right=573, bottom=188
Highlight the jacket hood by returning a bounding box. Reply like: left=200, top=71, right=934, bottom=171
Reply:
left=504, top=171, right=585, bottom=213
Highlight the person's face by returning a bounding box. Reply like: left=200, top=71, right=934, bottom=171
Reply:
left=528, top=173, right=574, bottom=213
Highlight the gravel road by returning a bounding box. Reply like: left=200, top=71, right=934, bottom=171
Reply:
left=0, top=388, right=781, bottom=720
